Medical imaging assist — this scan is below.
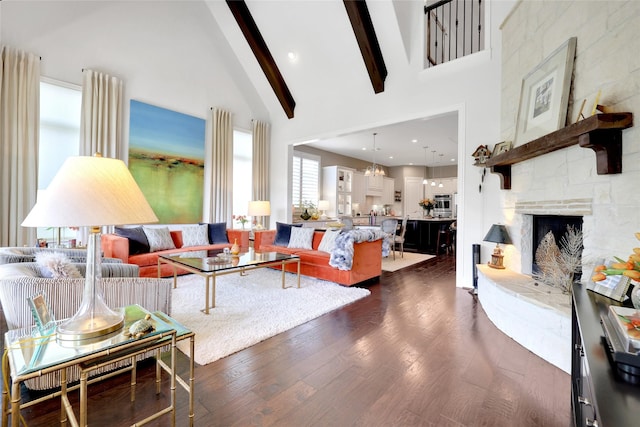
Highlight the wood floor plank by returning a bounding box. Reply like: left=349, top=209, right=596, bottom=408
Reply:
left=1, top=254, right=571, bottom=426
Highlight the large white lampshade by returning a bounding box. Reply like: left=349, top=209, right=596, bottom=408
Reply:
left=248, top=200, right=271, bottom=229
left=22, top=155, right=158, bottom=341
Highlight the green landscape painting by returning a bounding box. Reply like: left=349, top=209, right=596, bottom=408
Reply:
left=128, top=100, right=205, bottom=224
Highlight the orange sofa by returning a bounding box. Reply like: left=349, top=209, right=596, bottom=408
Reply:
left=253, top=229, right=382, bottom=286
left=102, top=229, right=249, bottom=278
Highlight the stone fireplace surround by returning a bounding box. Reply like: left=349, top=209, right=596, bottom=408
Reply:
left=477, top=198, right=592, bottom=374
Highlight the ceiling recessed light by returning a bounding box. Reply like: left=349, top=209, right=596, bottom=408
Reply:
left=450, top=158, right=456, bottom=162
left=412, top=139, right=418, bottom=143
left=388, top=156, right=393, bottom=159
left=362, top=147, right=367, bottom=151
left=287, top=51, right=298, bottom=62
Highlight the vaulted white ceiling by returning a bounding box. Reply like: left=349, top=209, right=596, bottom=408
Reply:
left=207, top=0, right=459, bottom=167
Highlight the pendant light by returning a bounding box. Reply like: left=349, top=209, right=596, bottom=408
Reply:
left=431, top=150, right=436, bottom=186
left=422, top=147, right=429, bottom=185
left=438, top=153, right=444, bottom=187
left=364, top=132, right=385, bottom=177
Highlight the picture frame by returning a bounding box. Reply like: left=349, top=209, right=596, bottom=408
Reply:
left=27, top=292, right=56, bottom=334
left=514, top=37, right=577, bottom=146
left=587, top=271, right=631, bottom=302
left=493, top=141, right=512, bottom=156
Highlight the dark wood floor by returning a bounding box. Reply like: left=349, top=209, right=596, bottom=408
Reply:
left=3, top=254, right=571, bottom=426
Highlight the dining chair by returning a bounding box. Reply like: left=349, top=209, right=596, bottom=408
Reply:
left=339, top=216, right=354, bottom=230
left=380, top=218, right=398, bottom=260
left=394, top=216, right=408, bottom=258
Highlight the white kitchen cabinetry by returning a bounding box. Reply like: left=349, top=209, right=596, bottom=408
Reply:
left=322, top=166, right=354, bottom=218
left=382, top=177, right=395, bottom=204
left=365, top=174, right=383, bottom=196
left=351, top=172, right=366, bottom=211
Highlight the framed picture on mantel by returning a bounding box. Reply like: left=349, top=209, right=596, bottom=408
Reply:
left=514, top=37, right=577, bottom=146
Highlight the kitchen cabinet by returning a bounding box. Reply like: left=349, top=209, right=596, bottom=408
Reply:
left=322, top=166, right=354, bottom=217
left=382, top=177, right=395, bottom=205
left=365, top=174, right=383, bottom=196
left=351, top=171, right=366, bottom=209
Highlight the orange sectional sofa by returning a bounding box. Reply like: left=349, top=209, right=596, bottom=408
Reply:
left=253, top=229, right=382, bottom=286
left=102, top=229, right=249, bottom=278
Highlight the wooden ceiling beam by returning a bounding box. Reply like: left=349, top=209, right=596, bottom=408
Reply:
left=343, top=0, right=387, bottom=94
left=226, top=0, right=296, bottom=119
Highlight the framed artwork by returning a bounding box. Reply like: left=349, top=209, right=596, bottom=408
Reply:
left=514, top=37, right=577, bottom=146
left=27, top=292, right=55, bottom=334
left=493, top=141, right=512, bottom=156
left=128, top=100, right=206, bottom=224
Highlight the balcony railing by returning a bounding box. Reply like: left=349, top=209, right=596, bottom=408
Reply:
left=424, top=0, right=484, bottom=68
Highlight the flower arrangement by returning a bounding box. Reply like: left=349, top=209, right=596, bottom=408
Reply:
left=418, top=199, right=434, bottom=210
left=232, top=214, right=249, bottom=229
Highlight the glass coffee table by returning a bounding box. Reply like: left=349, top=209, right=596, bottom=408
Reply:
left=158, top=248, right=301, bottom=314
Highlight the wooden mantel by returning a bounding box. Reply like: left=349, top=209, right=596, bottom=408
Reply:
left=487, top=113, right=633, bottom=190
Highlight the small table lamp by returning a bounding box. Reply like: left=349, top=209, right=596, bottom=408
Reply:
left=317, top=200, right=330, bottom=220
left=483, top=224, right=512, bottom=269
left=248, top=200, right=271, bottom=229
left=22, top=154, right=158, bottom=341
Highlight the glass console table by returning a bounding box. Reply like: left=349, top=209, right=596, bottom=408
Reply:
left=2, top=304, right=194, bottom=427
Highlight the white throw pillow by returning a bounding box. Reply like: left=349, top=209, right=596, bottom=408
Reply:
left=318, top=229, right=340, bottom=253
left=181, top=224, right=209, bottom=248
left=143, top=226, right=176, bottom=252
left=35, top=252, right=83, bottom=279
left=287, top=227, right=315, bottom=249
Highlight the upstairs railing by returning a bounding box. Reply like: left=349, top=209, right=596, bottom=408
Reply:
left=424, top=0, right=484, bottom=68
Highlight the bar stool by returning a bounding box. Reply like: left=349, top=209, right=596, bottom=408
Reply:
left=436, top=224, right=452, bottom=255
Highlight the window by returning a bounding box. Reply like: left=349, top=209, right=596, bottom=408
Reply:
left=38, top=79, right=82, bottom=243
left=291, top=151, right=320, bottom=212
left=232, top=129, right=253, bottom=219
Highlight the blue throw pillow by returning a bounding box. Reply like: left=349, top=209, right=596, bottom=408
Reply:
left=203, top=222, right=229, bottom=244
left=274, top=222, right=302, bottom=247
left=114, top=226, right=150, bottom=255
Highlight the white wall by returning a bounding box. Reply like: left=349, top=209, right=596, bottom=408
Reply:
left=0, top=0, right=266, bottom=147
left=497, top=1, right=640, bottom=274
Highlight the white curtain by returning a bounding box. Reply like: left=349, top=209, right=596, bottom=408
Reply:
left=203, top=108, right=233, bottom=224
left=252, top=120, right=270, bottom=226
left=0, top=46, right=40, bottom=247
left=79, top=69, right=123, bottom=240
left=79, top=69, right=123, bottom=159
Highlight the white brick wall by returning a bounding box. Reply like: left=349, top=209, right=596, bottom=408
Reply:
left=500, top=1, right=640, bottom=272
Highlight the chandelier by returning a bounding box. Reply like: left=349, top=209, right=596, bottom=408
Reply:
left=364, top=132, right=385, bottom=177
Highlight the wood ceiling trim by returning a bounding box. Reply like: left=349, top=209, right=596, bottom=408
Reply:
left=343, top=0, right=387, bottom=94
left=226, top=0, right=296, bottom=119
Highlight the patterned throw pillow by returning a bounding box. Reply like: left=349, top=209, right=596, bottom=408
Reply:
left=287, top=227, right=315, bottom=250
left=318, top=229, right=341, bottom=253
left=181, top=224, right=209, bottom=247
left=35, top=252, right=83, bottom=279
left=143, top=226, right=176, bottom=252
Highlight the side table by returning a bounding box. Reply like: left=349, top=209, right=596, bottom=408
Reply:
left=2, top=304, right=192, bottom=426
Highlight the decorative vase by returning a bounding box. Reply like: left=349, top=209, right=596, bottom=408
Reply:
left=230, top=238, right=240, bottom=256
left=300, top=208, right=311, bottom=220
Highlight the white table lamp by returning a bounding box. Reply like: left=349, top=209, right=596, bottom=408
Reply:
left=248, top=200, right=271, bottom=229
left=318, top=200, right=330, bottom=220
left=22, top=154, right=158, bottom=341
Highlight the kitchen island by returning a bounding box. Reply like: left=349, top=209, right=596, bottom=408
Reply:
left=403, top=218, right=455, bottom=254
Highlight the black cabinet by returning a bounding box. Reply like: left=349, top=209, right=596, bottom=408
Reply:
left=572, top=283, right=640, bottom=426
left=403, top=219, right=454, bottom=254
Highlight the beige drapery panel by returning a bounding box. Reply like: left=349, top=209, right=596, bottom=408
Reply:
left=79, top=69, right=123, bottom=159
left=0, top=46, right=40, bottom=247
left=203, top=108, right=233, bottom=224
left=252, top=120, right=270, bottom=227
left=78, top=69, right=123, bottom=240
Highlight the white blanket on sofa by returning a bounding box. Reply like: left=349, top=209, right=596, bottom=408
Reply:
left=329, top=229, right=389, bottom=271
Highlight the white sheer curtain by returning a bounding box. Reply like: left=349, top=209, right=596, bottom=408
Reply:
left=78, top=68, right=123, bottom=241
left=79, top=69, right=123, bottom=159
left=203, top=108, right=233, bottom=224
left=0, top=46, right=40, bottom=247
left=252, top=120, right=270, bottom=227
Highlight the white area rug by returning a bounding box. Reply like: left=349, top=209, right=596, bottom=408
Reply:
left=382, top=252, right=436, bottom=272
left=170, top=269, right=370, bottom=365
